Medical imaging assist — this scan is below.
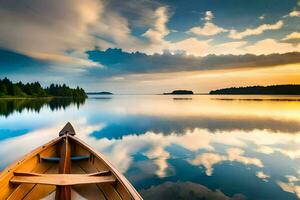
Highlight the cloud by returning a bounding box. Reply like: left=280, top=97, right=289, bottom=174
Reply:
left=71, top=112, right=300, bottom=181
left=91, top=114, right=300, bottom=141
left=169, top=38, right=211, bottom=55
left=277, top=181, right=300, bottom=199
left=140, top=181, right=246, bottom=200
left=1, top=0, right=300, bottom=86
left=0, top=0, right=104, bottom=67
left=104, top=0, right=160, bottom=28
left=288, top=10, right=300, bottom=17
left=259, top=15, right=265, bottom=20
left=204, top=41, right=247, bottom=55
left=286, top=175, right=299, bottom=183
left=145, top=145, right=170, bottom=177
left=256, top=171, right=270, bottom=181
left=0, top=0, right=153, bottom=68
left=282, top=32, right=300, bottom=41
left=228, top=20, right=284, bottom=39
left=188, top=22, right=228, bottom=36
left=143, top=6, right=170, bottom=44
left=188, top=11, right=227, bottom=36
left=190, top=152, right=226, bottom=176
left=204, top=11, right=214, bottom=21
left=190, top=148, right=263, bottom=176
left=244, top=39, right=300, bottom=55
left=86, top=48, right=300, bottom=76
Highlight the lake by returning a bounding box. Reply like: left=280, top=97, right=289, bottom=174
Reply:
left=0, top=95, right=300, bottom=200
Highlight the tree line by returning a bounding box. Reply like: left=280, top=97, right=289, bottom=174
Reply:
left=209, top=85, right=300, bottom=95
left=0, top=98, right=85, bottom=117
left=0, top=77, right=87, bottom=98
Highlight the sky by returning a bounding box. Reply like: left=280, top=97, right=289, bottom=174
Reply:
left=0, top=0, right=300, bottom=93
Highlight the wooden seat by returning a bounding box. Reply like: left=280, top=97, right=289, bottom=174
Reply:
left=10, top=171, right=115, bottom=186
left=41, top=155, right=90, bottom=162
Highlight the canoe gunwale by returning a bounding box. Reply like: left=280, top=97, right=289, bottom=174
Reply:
left=0, top=124, right=143, bottom=200
left=0, top=136, right=62, bottom=199
left=0, top=136, right=62, bottom=177
left=69, top=135, right=143, bottom=200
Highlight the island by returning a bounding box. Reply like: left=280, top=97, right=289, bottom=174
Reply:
left=87, top=91, right=113, bottom=95
left=164, top=90, right=194, bottom=95
left=0, top=77, right=87, bottom=98
left=209, top=85, right=300, bottom=95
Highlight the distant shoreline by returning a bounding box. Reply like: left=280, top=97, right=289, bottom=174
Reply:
left=0, top=96, right=86, bottom=100
left=209, top=85, right=300, bottom=95
left=87, top=92, right=113, bottom=95
left=163, top=90, right=194, bottom=95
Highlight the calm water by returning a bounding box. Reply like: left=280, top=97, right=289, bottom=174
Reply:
left=0, top=95, right=300, bottom=200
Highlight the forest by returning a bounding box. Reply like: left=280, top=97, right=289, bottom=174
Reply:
left=210, top=85, right=300, bottom=95
left=0, top=77, right=86, bottom=98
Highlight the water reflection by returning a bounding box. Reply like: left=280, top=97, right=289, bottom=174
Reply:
left=140, top=181, right=246, bottom=200
left=0, top=97, right=85, bottom=117
left=90, top=115, right=300, bottom=140
left=0, top=95, right=300, bottom=199
left=173, top=97, right=192, bottom=100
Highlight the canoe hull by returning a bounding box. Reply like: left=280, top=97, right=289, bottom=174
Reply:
left=0, top=123, right=142, bottom=200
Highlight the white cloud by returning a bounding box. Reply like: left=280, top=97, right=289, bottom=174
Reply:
left=1, top=1, right=298, bottom=66
left=205, top=41, right=247, bottom=55
left=0, top=0, right=147, bottom=68
left=227, top=148, right=263, bottom=167
left=259, top=15, right=265, bottom=20
left=228, top=20, right=284, bottom=39
left=204, top=11, right=214, bottom=21
left=289, top=10, right=300, bottom=17
left=188, top=22, right=228, bottom=36
left=145, top=145, right=170, bottom=177
left=190, top=153, right=226, bottom=176
left=190, top=148, right=263, bottom=176
left=256, top=171, right=270, bottom=181
left=0, top=0, right=104, bottom=67
left=257, top=146, right=274, bottom=154
left=143, top=7, right=170, bottom=44
left=244, top=38, right=300, bottom=55
left=286, top=175, right=299, bottom=183
left=277, top=181, right=300, bottom=199
left=92, top=11, right=146, bottom=53
left=282, top=32, right=300, bottom=41
left=188, top=11, right=227, bottom=36
left=167, top=37, right=300, bottom=57
left=169, top=38, right=211, bottom=55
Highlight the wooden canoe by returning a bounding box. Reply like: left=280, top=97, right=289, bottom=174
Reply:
left=0, top=122, right=142, bottom=200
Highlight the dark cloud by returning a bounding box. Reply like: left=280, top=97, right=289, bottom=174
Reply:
left=0, top=48, right=48, bottom=74
left=105, top=0, right=161, bottom=28
left=139, top=181, right=245, bottom=200
left=90, top=114, right=300, bottom=140
left=0, top=49, right=83, bottom=87
left=86, top=48, right=300, bottom=76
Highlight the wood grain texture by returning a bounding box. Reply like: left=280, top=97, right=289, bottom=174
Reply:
left=11, top=174, right=116, bottom=186
left=56, top=136, right=71, bottom=200
left=0, top=123, right=142, bottom=200
left=70, top=135, right=142, bottom=200
left=0, top=137, right=61, bottom=199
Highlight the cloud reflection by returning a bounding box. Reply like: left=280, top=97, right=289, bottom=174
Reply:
left=140, top=181, right=246, bottom=200
left=1, top=95, right=300, bottom=199
left=90, top=114, right=300, bottom=140
left=189, top=148, right=263, bottom=176
left=85, top=127, right=300, bottom=181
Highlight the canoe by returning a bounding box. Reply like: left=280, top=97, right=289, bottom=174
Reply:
left=0, top=122, right=142, bottom=200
